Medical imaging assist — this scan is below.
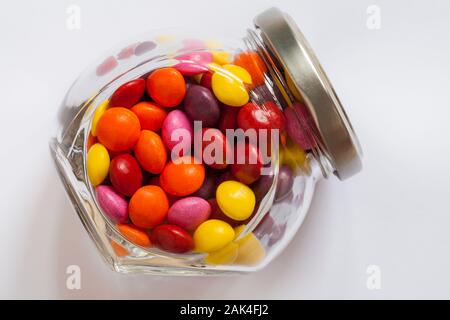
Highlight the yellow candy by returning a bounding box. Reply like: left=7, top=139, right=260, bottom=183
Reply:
left=212, top=51, right=231, bottom=65
left=205, top=242, right=239, bottom=265
left=87, top=143, right=110, bottom=186
left=194, top=219, right=235, bottom=253
left=91, top=100, right=109, bottom=136
left=211, top=73, right=249, bottom=107
left=233, top=225, right=265, bottom=266
left=223, top=64, right=252, bottom=84
left=216, top=181, right=255, bottom=221
left=286, top=73, right=304, bottom=102
left=280, top=138, right=308, bottom=172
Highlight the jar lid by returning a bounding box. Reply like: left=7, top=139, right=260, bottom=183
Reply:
left=254, top=7, right=362, bottom=180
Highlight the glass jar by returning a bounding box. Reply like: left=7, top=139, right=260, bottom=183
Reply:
left=50, top=7, right=362, bottom=275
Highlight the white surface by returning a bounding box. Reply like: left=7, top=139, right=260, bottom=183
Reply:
left=0, top=0, right=449, bottom=299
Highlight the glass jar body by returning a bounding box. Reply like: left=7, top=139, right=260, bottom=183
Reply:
left=50, top=29, right=323, bottom=275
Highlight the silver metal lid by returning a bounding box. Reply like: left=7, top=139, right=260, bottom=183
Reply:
left=254, top=7, right=362, bottom=180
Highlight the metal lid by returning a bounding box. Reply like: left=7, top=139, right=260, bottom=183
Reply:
left=254, top=7, right=362, bottom=180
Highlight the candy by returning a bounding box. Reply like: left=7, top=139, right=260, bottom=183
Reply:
left=161, top=110, right=193, bottom=153
left=194, top=219, right=235, bottom=253
left=146, top=68, right=186, bottom=107
left=218, top=105, right=239, bottom=133
left=151, top=224, right=194, bottom=253
left=275, top=165, right=293, bottom=201
left=237, top=102, right=285, bottom=133
left=205, top=242, right=239, bottom=265
left=211, top=68, right=249, bottom=107
left=95, top=185, right=128, bottom=223
left=174, top=62, right=209, bottom=76
left=233, top=225, right=265, bottom=265
left=199, top=71, right=213, bottom=89
left=131, top=101, right=167, bottom=131
left=117, top=223, right=151, bottom=247
left=195, top=128, right=230, bottom=169
left=91, top=100, right=109, bottom=136
left=134, top=130, right=167, bottom=174
left=252, top=172, right=274, bottom=203
left=230, top=142, right=263, bottom=185
left=212, top=51, right=231, bottom=65
left=87, top=143, right=110, bottom=186
left=280, top=138, right=308, bottom=172
left=284, top=102, right=314, bottom=150
left=128, top=185, right=169, bottom=228
left=160, top=156, right=205, bottom=196
left=111, top=240, right=128, bottom=257
left=192, top=170, right=218, bottom=199
left=167, top=197, right=211, bottom=231
left=223, top=64, right=252, bottom=84
left=96, top=107, right=141, bottom=152
left=109, top=154, right=143, bottom=196
left=176, top=51, right=212, bottom=65
left=109, top=79, right=146, bottom=108
left=234, top=51, right=267, bottom=87
left=216, top=180, right=255, bottom=221
left=184, top=84, right=220, bottom=127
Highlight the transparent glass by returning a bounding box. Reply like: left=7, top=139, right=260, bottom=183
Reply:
left=49, top=29, right=325, bottom=275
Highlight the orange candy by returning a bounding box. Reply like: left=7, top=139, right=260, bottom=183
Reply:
left=96, top=107, right=141, bottom=152
left=146, top=68, right=186, bottom=107
left=234, top=51, right=267, bottom=87
left=129, top=185, right=169, bottom=229
left=117, top=223, right=151, bottom=247
left=134, top=130, right=167, bottom=174
left=131, top=101, right=167, bottom=131
left=160, top=156, right=205, bottom=196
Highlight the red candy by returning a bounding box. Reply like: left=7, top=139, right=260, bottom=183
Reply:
left=109, top=154, right=143, bottom=196
left=231, top=142, right=263, bottom=184
left=131, top=101, right=167, bottom=131
left=218, top=105, right=239, bottom=133
left=109, top=79, right=146, bottom=108
left=151, top=224, right=194, bottom=253
left=196, top=128, right=230, bottom=169
left=146, top=68, right=186, bottom=107
left=237, top=102, right=285, bottom=133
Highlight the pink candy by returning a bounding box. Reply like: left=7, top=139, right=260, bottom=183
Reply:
left=95, top=185, right=128, bottom=223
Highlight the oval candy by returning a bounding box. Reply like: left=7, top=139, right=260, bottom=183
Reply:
left=95, top=185, right=128, bottom=223
left=216, top=180, right=255, bottom=221
left=87, top=143, right=110, bottom=186
left=167, top=197, right=211, bottom=231
left=152, top=224, right=194, bottom=253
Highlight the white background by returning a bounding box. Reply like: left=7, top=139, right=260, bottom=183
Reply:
left=0, top=0, right=449, bottom=299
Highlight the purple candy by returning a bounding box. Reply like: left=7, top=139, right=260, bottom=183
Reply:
left=193, top=170, right=218, bottom=199
left=275, top=165, right=294, bottom=201
left=95, top=185, right=128, bottom=223
left=284, top=103, right=314, bottom=150
left=167, top=197, right=211, bottom=231
left=184, top=84, right=220, bottom=127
